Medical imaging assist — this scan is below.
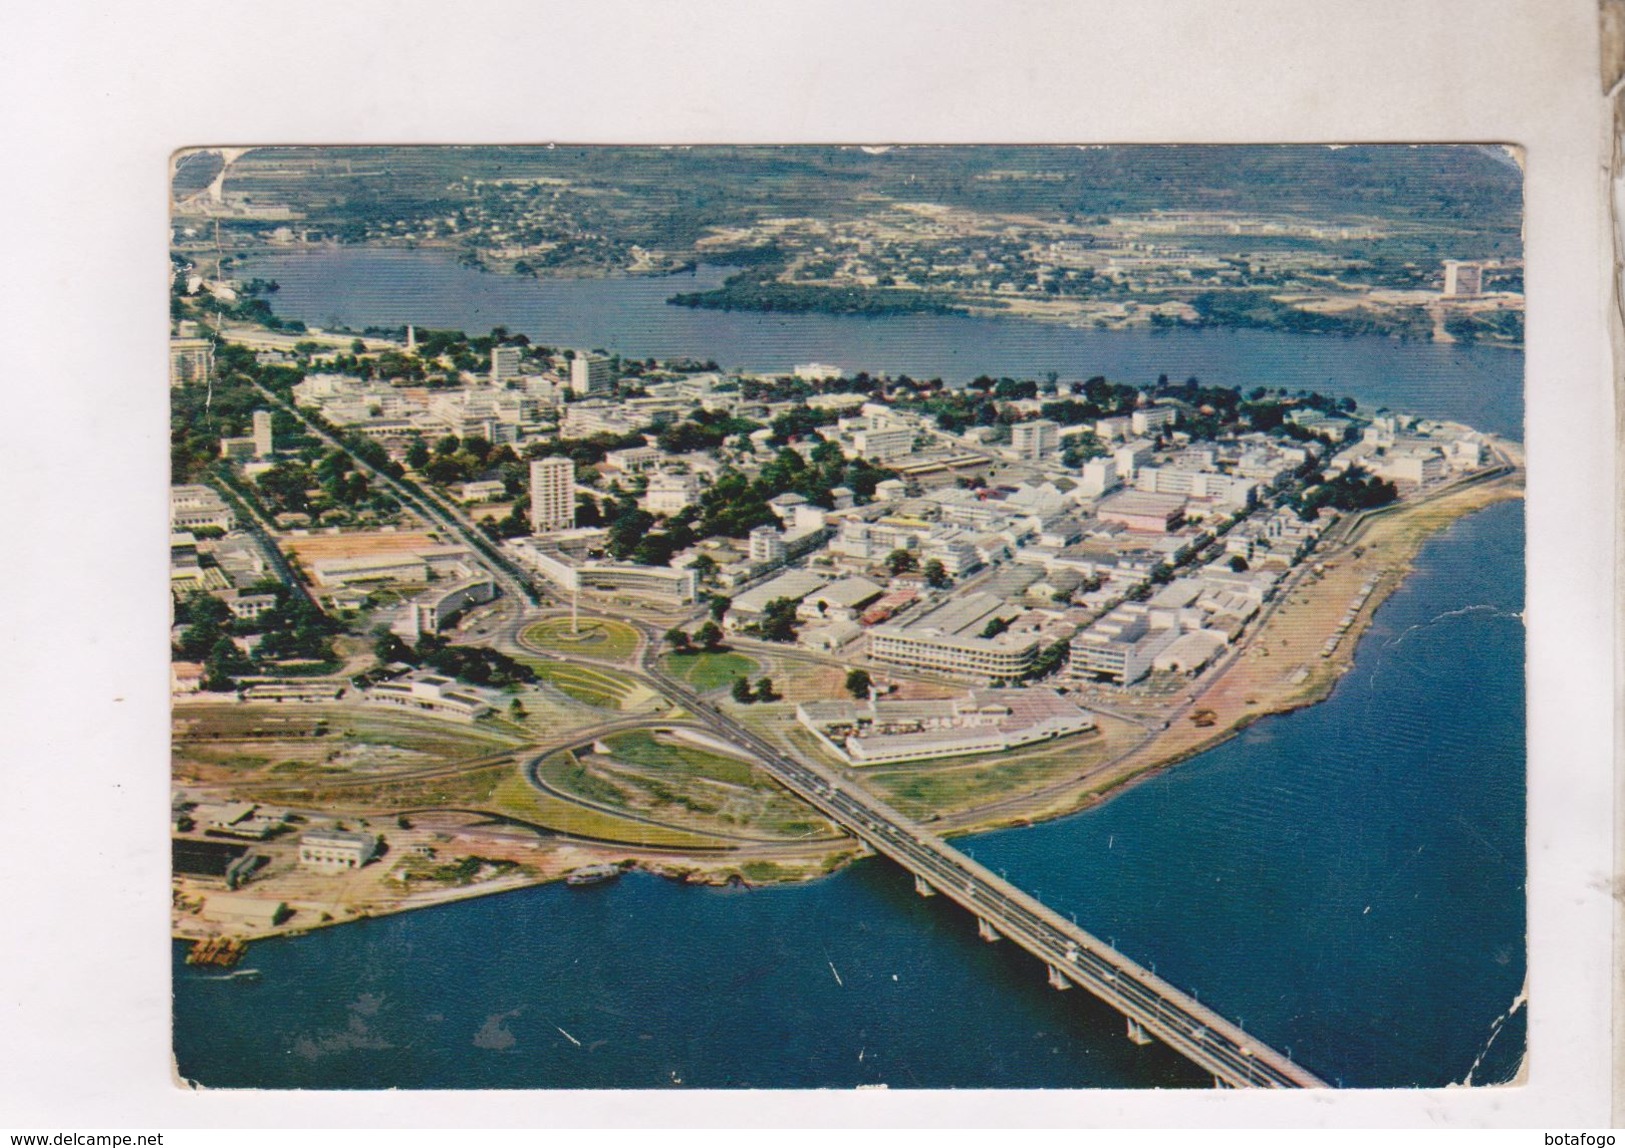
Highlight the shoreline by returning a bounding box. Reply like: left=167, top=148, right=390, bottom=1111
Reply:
left=211, top=242, right=1524, bottom=351
left=174, top=461, right=1522, bottom=947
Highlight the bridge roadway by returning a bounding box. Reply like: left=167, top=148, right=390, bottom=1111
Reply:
left=639, top=659, right=1327, bottom=1089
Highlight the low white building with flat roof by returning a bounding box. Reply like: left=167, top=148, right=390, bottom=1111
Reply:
left=797, top=688, right=1094, bottom=766
left=365, top=672, right=494, bottom=721
left=868, top=592, right=1039, bottom=680
left=170, top=485, right=236, bottom=532
left=727, top=569, right=831, bottom=628
left=298, top=830, right=379, bottom=872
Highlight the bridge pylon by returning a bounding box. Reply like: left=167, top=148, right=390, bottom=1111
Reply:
left=1046, top=964, right=1073, bottom=991
left=914, top=874, right=936, bottom=897
left=1126, top=1018, right=1153, bottom=1046
left=977, top=917, right=1000, bottom=942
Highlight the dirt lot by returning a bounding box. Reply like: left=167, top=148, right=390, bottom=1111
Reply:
left=279, top=530, right=445, bottom=563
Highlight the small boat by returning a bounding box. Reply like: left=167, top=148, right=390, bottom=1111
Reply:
left=199, top=968, right=260, bottom=982
left=565, top=864, right=622, bottom=887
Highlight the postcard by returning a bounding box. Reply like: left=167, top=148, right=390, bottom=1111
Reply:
left=166, top=144, right=1527, bottom=1093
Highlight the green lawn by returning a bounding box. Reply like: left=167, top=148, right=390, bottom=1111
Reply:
left=662, top=650, right=760, bottom=692
left=487, top=769, right=728, bottom=849
left=533, top=728, right=840, bottom=842
left=518, top=659, right=640, bottom=709
left=522, top=618, right=640, bottom=662
left=863, top=736, right=1108, bottom=818
left=602, top=729, right=759, bottom=787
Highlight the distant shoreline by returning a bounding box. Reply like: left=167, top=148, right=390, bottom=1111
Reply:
left=204, top=241, right=1524, bottom=350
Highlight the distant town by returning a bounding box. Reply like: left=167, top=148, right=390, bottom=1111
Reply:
left=169, top=288, right=1522, bottom=951
left=171, top=145, right=1524, bottom=346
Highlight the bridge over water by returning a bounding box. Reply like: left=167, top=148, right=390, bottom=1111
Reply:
left=640, top=660, right=1327, bottom=1089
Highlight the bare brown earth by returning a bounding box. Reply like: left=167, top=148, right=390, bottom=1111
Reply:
left=279, top=530, right=444, bottom=562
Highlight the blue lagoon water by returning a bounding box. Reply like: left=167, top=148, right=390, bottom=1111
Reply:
left=175, top=254, right=1525, bottom=1087
left=236, top=250, right=1523, bottom=440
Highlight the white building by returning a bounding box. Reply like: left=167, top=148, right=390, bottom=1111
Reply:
left=1367, top=448, right=1447, bottom=486
left=1112, top=439, right=1157, bottom=482
left=1079, top=457, right=1120, bottom=498
left=252, top=410, right=274, bottom=458
left=797, top=688, right=1094, bottom=766
left=560, top=402, right=639, bottom=438
left=644, top=470, right=701, bottom=515
left=727, top=569, right=831, bottom=627
left=1132, top=405, right=1179, bottom=436
left=796, top=576, right=885, bottom=622
left=604, top=445, right=662, bottom=473
left=529, top=457, right=576, bottom=533
left=366, top=672, right=494, bottom=721
left=455, top=479, right=508, bottom=503
left=1094, top=415, right=1134, bottom=441
left=1070, top=607, right=1180, bottom=684
left=1134, top=466, right=1257, bottom=508
left=297, top=830, right=379, bottom=872
left=490, top=345, right=522, bottom=385
left=1011, top=419, right=1060, bottom=460
left=219, top=435, right=257, bottom=461
left=391, top=575, right=497, bottom=643
left=170, top=485, right=235, bottom=532
left=850, top=426, right=915, bottom=463
left=506, top=537, right=699, bottom=606
left=170, top=337, right=214, bottom=387
left=570, top=352, right=614, bottom=396
left=748, top=524, right=788, bottom=566
left=794, top=362, right=844, bottom=381
left=868, top=592, right=1038, bottom=680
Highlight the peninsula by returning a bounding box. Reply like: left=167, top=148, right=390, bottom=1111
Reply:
left=168, top=312, right=1522, bottom=950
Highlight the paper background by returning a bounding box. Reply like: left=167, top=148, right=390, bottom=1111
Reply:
left=0, top=0, right=1611, bottom=1128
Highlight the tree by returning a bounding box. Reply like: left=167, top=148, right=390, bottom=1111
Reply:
left=754, top=677, right=779, bottom=703
left=758, top=598, right=800, bottom=644
left=1228, top=554, right=1250, bottom=572
left=886, top=548, right=918, bottom=575
left=730, top=676, right=755, bottom=704
left=923, top=559, right=950, bottom=589
left=509, top=698, right=528, bottom=720
left=200, top=636, right=249, bottom=693
left=708, top=594, right=731, bottom=622
left=690, top=553, right=718, bottom=583
left=665, top=627, right=693, bottom=654
left=694, top=620, right=724, bottom=652
left=844, top=668, right=873, bottom=700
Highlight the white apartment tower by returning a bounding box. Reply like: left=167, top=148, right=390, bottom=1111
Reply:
left=252, top=410, right=274, bottom=458
left=490, top=345, right=522, bottom=385
left=529, top=457, right=577, bottom=533
left=1011, top=419, right=1060, bottom=460
left=570, top=352, right=614, bottom=396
